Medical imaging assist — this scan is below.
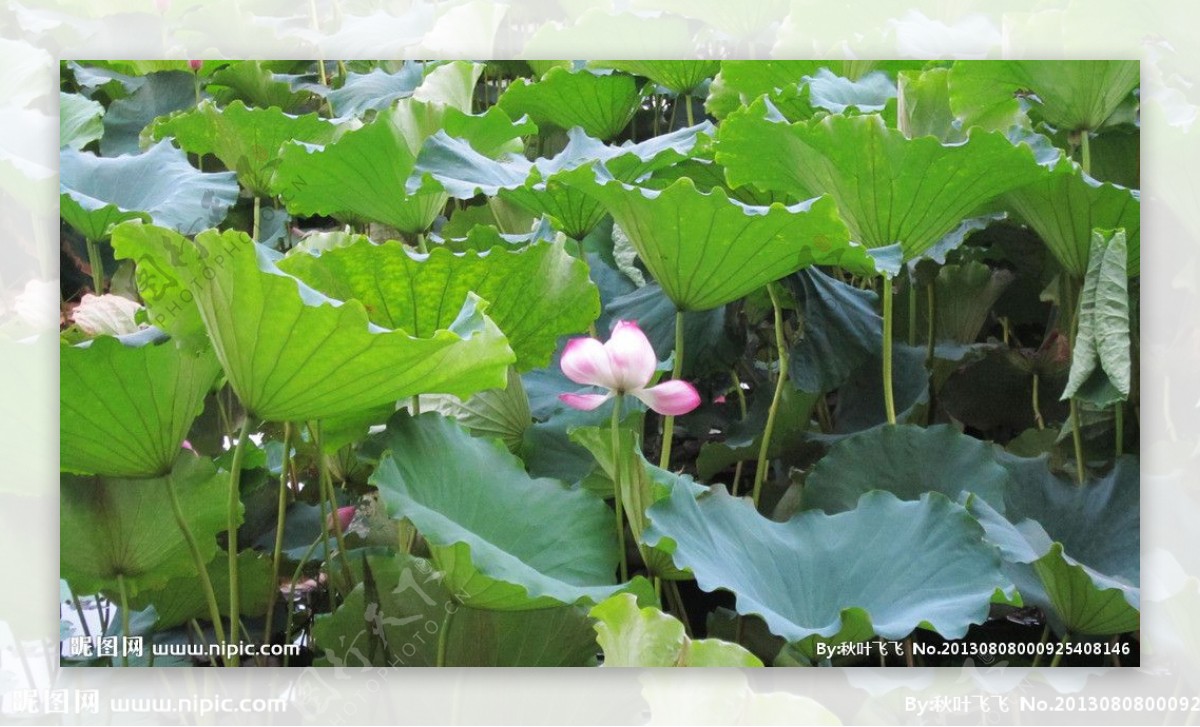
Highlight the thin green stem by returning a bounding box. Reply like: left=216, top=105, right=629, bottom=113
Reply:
left=316, top=421, right=355, bottom=596
left=262, top=422, right=292, bottom=645
left=752, top=283, right=789, bottom=509
left=282, top=533, right=324, bottom=667
left=658, top=310, right=686, bottom=469
left=1048, top=632, right=1071, bottom=668
left=85, top=237, right=105, bottom=293
left=684, top=94, right=695, bottom=127
left=436, top=606, right=456, bottom=667
left=729, top=370, right=749, bottom=495
left=611, top=394, right=628, bottom=582
left=411, top=396, right=421, bottom=414
left=225, top=417, right=253, bottom=666
left=665, top=580, right=691, bottom=638
left=1030, top=623, right=1050, bottom=668
left=251, top=196, right=261, bottom=242
left=907, top=280, right=917, bottom=347
left=926, top=282, right=937, bottom=350
left=882, top=276, right=897, bottom=425
left=116, top=574, right=130, bottom=667
left=1032, top=374, right=1045, bottom=430
left=68, top=587, right=91, bottom=640
left=1080, top=131, right=1092, bottom=175
left=415, top=232, right=428, bottom=254
left=97, top=593, right=110, bottom=633
left=167, top=475, right=229, bottom=656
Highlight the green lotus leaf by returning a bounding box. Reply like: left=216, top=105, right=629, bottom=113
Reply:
left=101, top=70, right=198, bottom=156
left=716, top=99, right=1044, bottom=262
left=109, top=223, right=209, bottom=346
left=60, top=141, right=239, bottom=241
left=423, top=367, right=531, bottom=454
left=60, top=92, right=104, bottom=150
left=897, top=67, right=962, bottom=142
left=272, top=103, right=530, bottom=234
left=1062, top=230, right=1131, bottom=404
left=312, top=552, right=599, bottom=666
left=591, top=61, right=719, bottom=95
left=591, top=593, right=762, bottom=667
left=949, top=61, right=1139, bottom=132
left=706, top=61, right=920, bottom=120
left=206, top=60, right=313, bottom=112
left=142, top=225, right=514, bottom=421
left=60, top=455, right=232, bottom=597
left=326, top=63, right=423, bottom=117
left=371, top=411, right=652, bottom=610
left=567, top=173, right=872, bottom=311
left=277, top=236, right=598, bottom=371
left=413, top=123, right=712, bottom=237
left=784, top=267, right=882, bottom=394
left=966, top=454, right=1139, bottom=635
left=932, top=261, right=1015, bottom=344
left=646, top=486, right=1006, bottom=643
left=61, top=330, right=221, bottom=478
left=126, top=549, right=273, bottom=630
left=497, top=66, right=643, bottom=140
left=149, top=99, right=340, bottom=196
left=804, top=424, right=1010, bottom=515
left=1004, top=158, right=1140, bottom=278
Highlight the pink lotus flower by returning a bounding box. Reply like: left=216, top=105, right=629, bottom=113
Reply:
left=558, top=320, right=701, bottom=416
left=188, top=59, right=203, bottom=72
left=328, top=506, right=355, bottom=533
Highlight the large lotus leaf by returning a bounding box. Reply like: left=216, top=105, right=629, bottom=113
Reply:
left=326, top=64, right=423, bottom=117
left=277, top=236, right=598, bottom=371
left=206, top=60, right=312, bottom=112
left=153, top=227, right=513, bottom=421
left=60, top=455, right=232, bottom=597
left=705, top=61, right=834, bottom=119
left=414, top=120, right=710, bottom=199
left=272, top=103, right=530, bottom=234
left=591, top=593, right=762, bottom=667
left=100, top=70, right=198, bottom=157
left=933, top=261, right=1015, bottom=344
left=966, top=454, right=1139, bottom=635
left=149, top=99, right=339, bottom=196
left=896, top=67, right=962, bottom=142
left=60, top=92, right=104, bottom=150
left=1004, top=158, right=1140, bottom=278
left=592, top=61, right=719, bottom=95
left=126, top=549, right=273, bottom=629
left=371, top=412, right=651, bottom=610
left=61, top=330, right=221, bottom=478
left=312, top=552, right=598, bottom=666
left=497, top=66, right=643, bottom=140
left=949, top=61, right=1139, bottom=132
left=60, top=141, right=239, bottom=241
left=423, top=367, right=531, bottom=454
left=1062, top=230, right=1131, bottom=404
left=784, top=267, right=881, bottom=394
left=716, top=100, right=1043, bottom=262
left=109, top=223, right=210, bottom=346
left=568, top=173, right=873, bottom=311
left=644, top=487, right=1006, bottom=642
left=803, top=424, right=1009, bottom=515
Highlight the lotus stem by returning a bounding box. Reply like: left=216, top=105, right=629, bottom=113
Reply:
left=167, top=474, right=229, bottom=658
left=225, top=416, right=253, bottom=665
left=316, top=421, right=356, bottom=596
left=611, top=393, right=629, bottom=582
left=908, top=280, right=917, bottom=347
left=1080, top=131, right=1092, bottom=175
left=1048, top=632, right=1071, bottom=668
left=658, top=310, right=685, bottom=469
left=68, top=586, right=91, bottom=639
left=684, top=94, right=695, bottom=127
left=1114, top=403, right=1124, bottom=457
left=282, top=532, right=324, bottom=667
left=1030, top=622, right=1051, bottom=668
left=436, top=605, right=455, bottom=667
left=925, top=282, right=936, bottom=364
left=666, top=579, right=691, bottom=638
left=1032, top=374, right=1045, bottom=430
left=116, top=574, right=130, bottom=667
left=85, top=237, right=105, bottom=294
left=730, top=370, right=748, bottom=495
left=882, top=276, right=897, bottom=425
left=752, top=283, right=789, bottom=510
left=262, top=422, right=292, bottom=645
left=251, top=196, right=261, bottom=243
